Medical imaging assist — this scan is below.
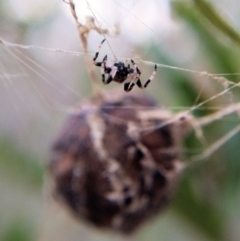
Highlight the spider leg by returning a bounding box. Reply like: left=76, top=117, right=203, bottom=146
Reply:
left=110, top=65, right=118, bottom=77
left=101, top=55, right=107, bottom=84
left=124, top=70, right=139, bottom=92
left=130, top=59, right=138, bottom=71
left=124, top=59, right=131, bottom=69
left=124, top=74, right=131, bottom=91
left=95, top=62, right=102, bottom=67
left=93, top=39, right=106, bottom=64
left=126, top=68, right=141, bottom=92
left=127, top=82, right=136, bottom=92
left=124, top=60, right=140, bottom=92
left=136, top=64, right=157, bottom=89
left=105, top=66, right=117, bottom=84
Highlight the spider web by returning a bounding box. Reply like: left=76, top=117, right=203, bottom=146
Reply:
left=1, top=0, right=240, bottom=162
left=1, top=0, right=240, bottom=240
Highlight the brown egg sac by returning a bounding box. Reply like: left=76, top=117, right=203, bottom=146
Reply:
left=48, top=91, right=191, bottom=234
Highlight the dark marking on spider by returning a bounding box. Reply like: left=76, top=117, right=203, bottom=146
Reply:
left=93, top=39, right=157, bottom=92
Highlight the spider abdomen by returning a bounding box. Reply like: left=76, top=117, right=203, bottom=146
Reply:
left=112, top=62, right=130, bottom=83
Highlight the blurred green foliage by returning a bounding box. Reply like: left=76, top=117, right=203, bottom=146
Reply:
left=150, top=1, right=240, bottom=240
left=0, top=138, right=43, bottom=188
left=194, top=0, right=240, bottom=45
left=2, top=218, right=33, bottom=241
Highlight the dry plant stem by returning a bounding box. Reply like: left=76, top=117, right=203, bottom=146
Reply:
left=67, top=0, right=101, bottom=98
left=119, top=101, right=240, bottom=150
left=141, top=102, right=240, bottom=166
left=187, top=123, right=240, bottom=165
left=67, top=0, right=119, bottom=99
left=197, top=102, right=240, bottom=127
left=184, top=103, right=240, bottom=166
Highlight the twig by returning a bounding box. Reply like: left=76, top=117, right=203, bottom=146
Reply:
left=65, top=0, right=119, bottom=99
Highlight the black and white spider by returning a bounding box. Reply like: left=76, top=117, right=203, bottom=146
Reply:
left=93, top=39, right=157, bottom=92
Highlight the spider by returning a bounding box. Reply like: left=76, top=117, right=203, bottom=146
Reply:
left=93, top=39, right=157, bottom=92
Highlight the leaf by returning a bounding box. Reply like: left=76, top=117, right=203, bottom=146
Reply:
left=0, top=137, right=43, bottom=187
left=172, top=1, right=240, bottom=78
left=174, top=174, right=225, bottom=241
left=1, top=218, right=33, bottom=241
left=194, top=0, right=240, bottom=45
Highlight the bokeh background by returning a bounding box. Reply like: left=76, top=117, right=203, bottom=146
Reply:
left=1, top=0, right=240, bottom=240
